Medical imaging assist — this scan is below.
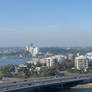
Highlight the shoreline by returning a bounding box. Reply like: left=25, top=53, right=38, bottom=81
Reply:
left=72, top=83, right=92, bottom=89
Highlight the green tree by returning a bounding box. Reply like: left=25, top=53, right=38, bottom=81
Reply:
left=0, top=64, right=15, bottom=77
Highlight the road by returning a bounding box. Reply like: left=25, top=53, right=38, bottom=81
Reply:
left=0, top=74, right=92, bottom=92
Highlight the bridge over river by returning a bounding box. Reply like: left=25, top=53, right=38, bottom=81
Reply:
left=1, top=74, right=92, bottom=92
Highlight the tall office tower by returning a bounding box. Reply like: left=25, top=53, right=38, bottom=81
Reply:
left=26, top=43, right=39, bottom=57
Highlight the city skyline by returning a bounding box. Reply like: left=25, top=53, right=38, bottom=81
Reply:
left=0, top=0, right=92, bottom=47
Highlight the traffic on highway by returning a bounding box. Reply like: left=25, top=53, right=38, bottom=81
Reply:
left=0, top=74, right=92, bottom=92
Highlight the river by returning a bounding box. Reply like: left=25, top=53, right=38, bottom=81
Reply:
left=58, top=89, right=92, bottom=92
left=0, top=58, right=27, bottom=66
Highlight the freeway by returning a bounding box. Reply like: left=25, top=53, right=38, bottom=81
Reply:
left=0, top=74, right=92, bottom=92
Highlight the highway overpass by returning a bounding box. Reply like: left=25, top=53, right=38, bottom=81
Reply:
left=1, top=74, right=92, bottom=92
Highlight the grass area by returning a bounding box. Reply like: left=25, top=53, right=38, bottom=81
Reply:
left=0, top=71, right=3, bottom=77
left=61, top=70, right=79, bottom=76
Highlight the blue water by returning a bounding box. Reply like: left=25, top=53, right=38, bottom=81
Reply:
left=58, top=89, right=92, bottom=92
left=0, top=58, right=27, bottom=66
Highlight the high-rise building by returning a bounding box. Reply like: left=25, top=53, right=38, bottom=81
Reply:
left=26, top=44, right=31, bottom=52
left=26, top=43, right=39, bottom=57
left=75, top=55, right=88, bottom=72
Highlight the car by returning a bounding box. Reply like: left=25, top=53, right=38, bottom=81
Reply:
left=24, top=79, right=28, bottom=82
left=13, top=81, right=17, bottom=83
left=3, top=88, right=8, bottom=91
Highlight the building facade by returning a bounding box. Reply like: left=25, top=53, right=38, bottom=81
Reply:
left=26, top=44, right=39, bottom=57
left=75, top=55, right=88, bottom=72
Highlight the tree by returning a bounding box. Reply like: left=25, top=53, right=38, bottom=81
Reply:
left=0, top=64, right=15, bottom=77
left=39, top=67, right=57, bottom=77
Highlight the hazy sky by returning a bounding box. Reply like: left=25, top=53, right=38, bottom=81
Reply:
left=0, top=0, right=92, bottom=47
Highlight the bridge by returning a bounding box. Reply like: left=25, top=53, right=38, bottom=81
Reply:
left=1, top=74, right=92, bottom=92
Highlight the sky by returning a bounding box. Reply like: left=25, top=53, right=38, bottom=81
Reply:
left=0, top=0, right=92, bottom=47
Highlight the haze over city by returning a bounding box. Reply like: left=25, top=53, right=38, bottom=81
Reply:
left=1, top=1, right=92, bottom=92
left=0, top=0, right=92, bottom=47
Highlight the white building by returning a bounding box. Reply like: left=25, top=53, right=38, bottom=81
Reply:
left=45, top=57, right=57, bottom=67
left=26, top=44, right=31, bottom=51
left=86, top=52, right=92, bottom=62
left=32, top=47, right=39, bottom=57
left=85, top=52, right=92, bottom=68
left=45, top=55, right=67, bottom=67
left=19, top=64, right=27, bottom=68
left=26, top=44, right=39, bottom=57
left=27, top=58, right=39, bottom=65
left=55, top=55, right=67, bottom=63
left=75, top=55, right=88, bottom=72
left=67, top=54, right=74, bottom=60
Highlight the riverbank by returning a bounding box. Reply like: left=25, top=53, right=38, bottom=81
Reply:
left=72, top=83, right=92, bottom=89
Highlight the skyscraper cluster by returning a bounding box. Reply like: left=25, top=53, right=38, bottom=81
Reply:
left=26, top=43, right=39, bottom=57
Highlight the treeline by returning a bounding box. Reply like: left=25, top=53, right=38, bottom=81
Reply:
left=40, top=47, right=92, bottom=55
left=0, top=60, right=74, bottom=79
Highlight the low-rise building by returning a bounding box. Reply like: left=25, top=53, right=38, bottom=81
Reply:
left=85, top=52, right=92, bottom=68
left=45, top=55, right=67, bottom=67
left=86, top=52, right=92, bottom=62
left=45, top=57, right=57, bottom=67
left=27, top=55, right=67, bottom=67
left=19, top=64, right=27, bottom=68
left=27, top=58, right=39, bottom=65
left=67, top=54, right=74, bottom=60
left=55, top=55, right=67, bottom=63
left=39, top=58, right=46, bottom=65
